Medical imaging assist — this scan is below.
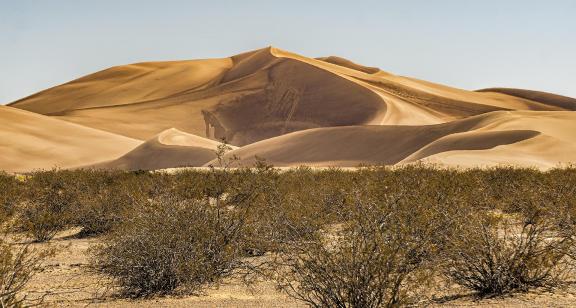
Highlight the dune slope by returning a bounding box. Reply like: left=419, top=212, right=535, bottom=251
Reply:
left=477, top=88, right=576, bottom=111
left=0, top=106, right=141, bottom=172
left=91, top=128, right=234, bottom=170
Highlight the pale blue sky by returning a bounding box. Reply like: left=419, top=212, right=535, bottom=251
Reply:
left=1, top=0, right=575, bottom=104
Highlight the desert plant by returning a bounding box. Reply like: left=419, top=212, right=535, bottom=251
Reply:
left=74, top=170, right=155, bottom=235
left=443, top=207, right=574, bottom=296
left=0, top=173, right=21, bottom=225
left=17, top=170, right=82, bottom=242
left=91, top=196, right=249, bottom=297
left=271, top=187, right=458, bottom=307
left=0, top=239, right=50, bottom=307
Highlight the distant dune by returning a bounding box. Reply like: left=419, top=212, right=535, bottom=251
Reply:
left=4, top=47, right=576, bottom=171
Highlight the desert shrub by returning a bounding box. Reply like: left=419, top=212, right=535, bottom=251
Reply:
left=91, top=196, right=250, bottom=297
left=443, top=205, right=574, bottom=296
left=17, top=170, right=82, bottom=242
left=271, top=185, right=460, bottom=307
left=171, top=170, right=206, bottom=200
left=0, top=173, right=21, bottom=224
left=240, top=166, right=351, bottom=254
left=0, top=239, right=50, bottom=307
left=73, top=170, right=155, bottom=235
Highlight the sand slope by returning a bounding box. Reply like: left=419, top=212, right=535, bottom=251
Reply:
left=4, top=47, right=576, bottom=171
left=9, top=58, right=232, bottom=115
left=208, top=111, right=576, bottom=169
left=91, top=128, right=234, bottom=170
left=0, top=106, right=141, bottom=172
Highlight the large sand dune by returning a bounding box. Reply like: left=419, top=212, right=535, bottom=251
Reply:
left=4, top=47, right=576, bottom=171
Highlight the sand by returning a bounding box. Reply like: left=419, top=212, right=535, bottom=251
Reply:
left=21, top=228, right=576, bottom=307
left=91, top=128, right=236, bottom=170
left=4, top=47, right=576, bottom=171
left=0, top=106, right=140, bottom=172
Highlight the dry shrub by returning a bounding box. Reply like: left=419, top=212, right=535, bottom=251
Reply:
left=17, top=170, right=82, bottom=242
left=241, top=167, right=337, bottom=254
left=271, top=186, right=458, bottom=308
left=74, top=170, right=155, bottom=236
left=0, top=240, right=49, bottom=307
left=444, top=206, right=574, bottom=295
left=91, top=196, right=248, bottom=297
left=0, top=173, right=21, bottom=224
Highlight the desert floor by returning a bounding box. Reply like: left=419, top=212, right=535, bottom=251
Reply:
left=20, top=228, right=576, bottom=307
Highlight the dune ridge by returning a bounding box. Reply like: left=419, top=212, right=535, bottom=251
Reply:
left=4, top=47, right=576, bottom=171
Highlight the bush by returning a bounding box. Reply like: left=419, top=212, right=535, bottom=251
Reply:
left=0, top=239, right=50, bottom=307
left=91, top=196, right=249, bottom=297
left=271, top=186, right=458, bottom=307
left=240, top=167, right=336, bottom=254
left=74, top=170, right=153, bottom=235
left=17, top=170, right=82, bottom=242
left=0, top=172, right=21, bottom=224
left=443, top=207, right=574, bottom=295
left=3, top=165, right=575, bottom=303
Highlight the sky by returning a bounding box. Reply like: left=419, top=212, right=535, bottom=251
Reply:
left=1, top=0, right=575, bottom=104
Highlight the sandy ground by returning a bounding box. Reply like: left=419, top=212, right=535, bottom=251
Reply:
left=18, top=229, right=576, bottom=307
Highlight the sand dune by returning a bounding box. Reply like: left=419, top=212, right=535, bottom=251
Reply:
left=0, top=106, right=141, bottom=172
left=10, top=47, right=568, bottom=144
left=208, top=111, right=576, bottom=169
left=91, top=128, right=234, bottom=170
left=4, top=47, right=576, bottom=171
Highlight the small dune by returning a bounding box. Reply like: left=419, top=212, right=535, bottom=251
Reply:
left=91, top=128, right=234, bottom=170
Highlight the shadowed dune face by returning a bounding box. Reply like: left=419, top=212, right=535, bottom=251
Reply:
left=202, top=52, right=384, bottom=145
left=4, top=47, right=576, bottom=171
